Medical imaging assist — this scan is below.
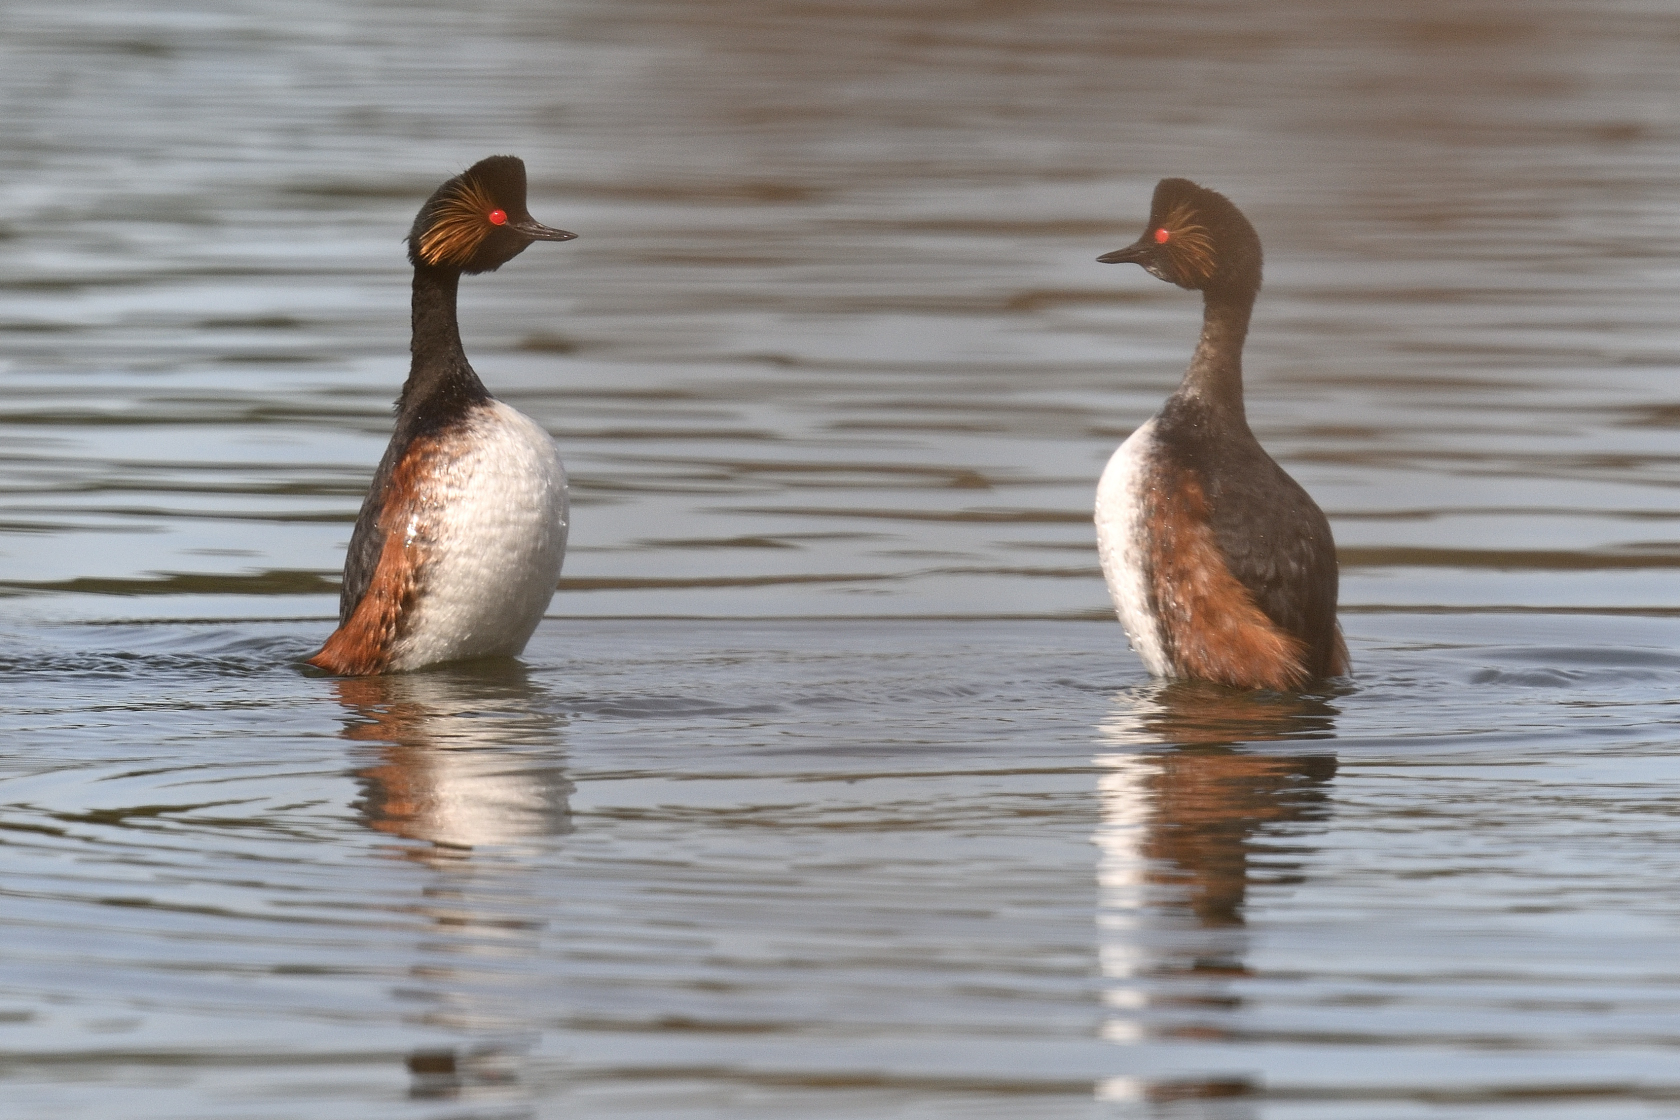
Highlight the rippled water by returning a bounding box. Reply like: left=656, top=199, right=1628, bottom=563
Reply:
left=5, top=0, right=1680, bottom=1116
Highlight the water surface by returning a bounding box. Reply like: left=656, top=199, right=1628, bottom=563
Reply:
left=4, top=0, right=1680, bottom=1116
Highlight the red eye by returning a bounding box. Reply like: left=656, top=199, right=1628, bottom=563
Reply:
left=488, top=209, right=507, bottom=226
left=1154, top=228, right=1170, bottom=244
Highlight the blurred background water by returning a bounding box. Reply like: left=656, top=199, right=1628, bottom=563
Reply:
left=4, top=0, right=1680, bottom=1117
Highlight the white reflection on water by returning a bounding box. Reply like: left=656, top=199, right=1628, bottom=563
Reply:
left=1094, top=686, right=1339, bottom=1114
left=1093, top=751, right=1155, bottom=1045
left=1092, top=751, right=1156, bottom=1112
left=340, top=669, right=573, bottom=851
left=331, top=665, right=571, bottom=1111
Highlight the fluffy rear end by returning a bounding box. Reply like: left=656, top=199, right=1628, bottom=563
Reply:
left=389, top=401, right=567, bottom=670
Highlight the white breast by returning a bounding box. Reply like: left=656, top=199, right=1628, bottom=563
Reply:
left=390, top=400, right=567, bottom=671
left=1094, top=419, right=1170, bottom=677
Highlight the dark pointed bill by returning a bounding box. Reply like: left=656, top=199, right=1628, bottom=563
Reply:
left=1097, top=240, right=1150, bottom=264
left=513, top=220, right=578, bottom=242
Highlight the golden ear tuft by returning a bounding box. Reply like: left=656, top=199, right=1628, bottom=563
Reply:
left=416, top=176, right=498, bottom=268
left=1159, top=200, right=1217, bottom=284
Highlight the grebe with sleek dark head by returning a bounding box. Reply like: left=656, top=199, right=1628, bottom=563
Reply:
left=1093, top=178, right=1346, bottom=690
left=308, top=155, right=576, bottom=676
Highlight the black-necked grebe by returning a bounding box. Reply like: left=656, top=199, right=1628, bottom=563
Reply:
left=1093, top=178, right=1346, bottom=690
left=308, top=155, right=575, bottom=676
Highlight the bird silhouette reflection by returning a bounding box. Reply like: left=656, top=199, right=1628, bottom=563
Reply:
left=1094, top=681, right=1340, bottom=1116
left=328, top=661, right=570, bottom=1106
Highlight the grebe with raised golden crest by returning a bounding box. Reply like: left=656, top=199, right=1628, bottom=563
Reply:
left=1094, top=178, right=1346, bottom=690
left=309, top=156, right=575, bottom=675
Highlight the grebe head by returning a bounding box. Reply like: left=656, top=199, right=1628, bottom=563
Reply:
left=1097, top=178, right=1262, bottom=297
left=407, top=154, right=576, bottom=274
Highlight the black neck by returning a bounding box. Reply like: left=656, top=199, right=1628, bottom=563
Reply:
left=397, top=265, right=490, bottom=423
left=1175, top=286, right=1255, bottom=423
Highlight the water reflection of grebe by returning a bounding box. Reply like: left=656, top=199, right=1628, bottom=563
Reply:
left=336, top=664, right=572, bottom=852
left=1094, top=682, right=1338, bottom=1114
left=329, top=664, right=569, bottom=1105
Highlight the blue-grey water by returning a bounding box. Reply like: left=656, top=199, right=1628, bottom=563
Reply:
left=5, top=0, right=1680, bottom=1117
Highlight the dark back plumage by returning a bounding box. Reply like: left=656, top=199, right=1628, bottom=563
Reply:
left=1152, top=393, right=1343, bottom=679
